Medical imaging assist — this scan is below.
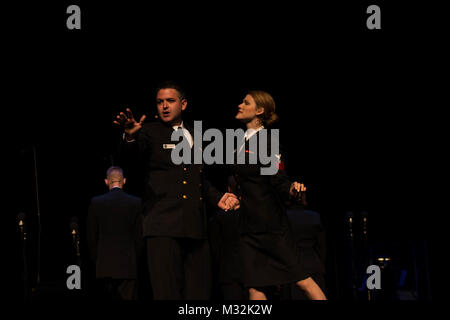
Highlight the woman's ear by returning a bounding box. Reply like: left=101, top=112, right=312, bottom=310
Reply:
left=256, top=107, right=265, bottom=116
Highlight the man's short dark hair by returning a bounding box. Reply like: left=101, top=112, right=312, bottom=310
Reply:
left=156, top=81, right=186, bottom=101
left=106, top=166, right=124, bottom=179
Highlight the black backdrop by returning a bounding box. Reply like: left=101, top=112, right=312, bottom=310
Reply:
left=6, top=1, right=440, bottom=300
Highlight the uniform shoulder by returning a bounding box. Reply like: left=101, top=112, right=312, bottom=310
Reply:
left=256, top=129, right=284, bottom=153
left=122, top=191, right=142, bottom=202
left=142, top=120, right=165, bottom=131
left=91, top=191, right=141, bottom=205
left=139, top=121, right=169, bottom=139
left=90, top=192, right=109, bottom=203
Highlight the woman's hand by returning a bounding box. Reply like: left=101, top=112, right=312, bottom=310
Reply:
left=289, top=182, right=306, bottom=201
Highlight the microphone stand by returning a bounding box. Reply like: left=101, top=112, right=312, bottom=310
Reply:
left=33, top=145, right=41, bottom=288
left=72, top=229, right=82, bottom=267
left=361, top=211, right=374, bottom=300
left=70, top=221, right=84, bottom=294
left=19, top=220, right=29, bottom=300
left=346, top=212, right=358, bottom=300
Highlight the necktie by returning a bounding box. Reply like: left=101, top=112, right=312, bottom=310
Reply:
left=177, top=126, right=193, bottom=148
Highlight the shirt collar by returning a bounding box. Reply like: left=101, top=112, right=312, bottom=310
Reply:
left=245, top=126, right=264, bottom=140
left=172, top=121, right=185, bottom=131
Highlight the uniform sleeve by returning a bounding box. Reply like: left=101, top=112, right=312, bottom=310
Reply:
left=268, top=144, right=292, bottom=201
left=118, top=127, right=152, bottom=166
left=86, top=199, right=99, bottom=263
left=134, top=198, right=145, bottom=259
left=203, top=178, right=224, bottom=208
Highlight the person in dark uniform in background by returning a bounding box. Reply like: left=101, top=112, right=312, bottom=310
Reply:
left=209, top=176, right=247, bottom=300
left=114, top=81, right=239, bottom=300
left=87, top=166, right=143, bottom=300
left=231, top=90, right=327, bottom=300
left=280, top=200, right=327, bottom=300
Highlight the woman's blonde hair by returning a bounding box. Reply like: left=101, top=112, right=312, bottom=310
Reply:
left=248, top=90, right=279, bottom=127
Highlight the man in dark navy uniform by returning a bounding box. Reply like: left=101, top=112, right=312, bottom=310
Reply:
left=87, top=166, right=143, bottom=300
left=114, top=81, right=239, bottom=299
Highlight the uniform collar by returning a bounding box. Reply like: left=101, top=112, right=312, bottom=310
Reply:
left=172, top=121, right=185, bottom=131
left=245, top=126, right=264, bottom=140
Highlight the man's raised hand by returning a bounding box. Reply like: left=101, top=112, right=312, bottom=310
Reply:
left=113, top=108, right=146, bottom=138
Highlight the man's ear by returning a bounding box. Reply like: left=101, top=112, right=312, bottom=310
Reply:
left=181, top=99, right=187, bottom=111
left=123, top=178, right=127, bottom=185
left=104, top=179, right=109, bottom=186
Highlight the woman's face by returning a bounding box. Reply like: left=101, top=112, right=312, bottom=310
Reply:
left=235, top=94, right=264, bottom=123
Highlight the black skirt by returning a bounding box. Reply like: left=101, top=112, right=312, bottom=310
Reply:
left=239, top=227, right=310, bottom=288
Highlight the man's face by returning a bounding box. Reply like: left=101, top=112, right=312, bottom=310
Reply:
left=156, top=88, right=187, bottom=124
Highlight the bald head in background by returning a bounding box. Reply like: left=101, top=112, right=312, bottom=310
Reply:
left=105, top=166, right=127, bottom=190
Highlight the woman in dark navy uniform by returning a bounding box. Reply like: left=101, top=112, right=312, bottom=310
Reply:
left=232, top=91, right=327, bottom=300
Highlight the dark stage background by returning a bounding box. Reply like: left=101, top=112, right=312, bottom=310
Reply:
left=5, top=1, right=441, bottom=300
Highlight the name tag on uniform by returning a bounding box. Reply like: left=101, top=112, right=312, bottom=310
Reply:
left=163, top=144, right=176, bottom=149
